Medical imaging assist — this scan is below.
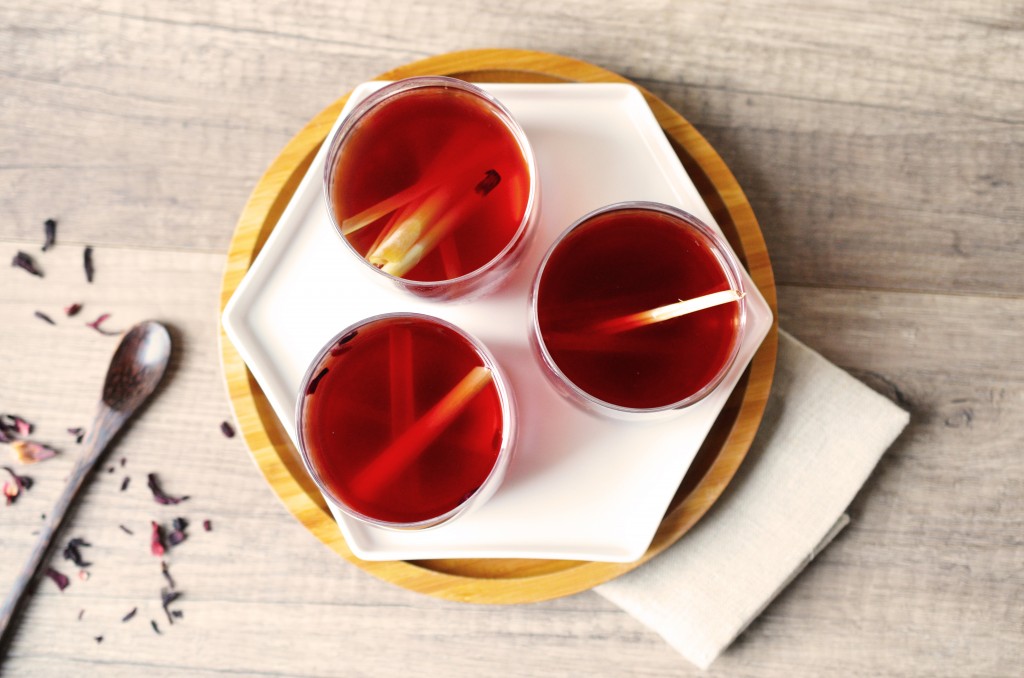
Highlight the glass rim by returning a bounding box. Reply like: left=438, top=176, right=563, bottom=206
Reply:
left=294, top=311, right=517, bottom=530
left=530, top=201, right=749, bottom=416
left=322, top=76, right=539, bottom=292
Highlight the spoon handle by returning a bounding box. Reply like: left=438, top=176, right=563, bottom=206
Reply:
left=0, top=403, right=127, bottom=654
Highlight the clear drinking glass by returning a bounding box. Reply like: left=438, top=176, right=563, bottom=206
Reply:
left=530, top=202, right=748, bottom=419
left=324, top=76, right=540, bottom=301
left=295, top=313, right=517, bottom=530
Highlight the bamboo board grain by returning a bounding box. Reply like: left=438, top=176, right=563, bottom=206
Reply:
left=218, top=49, right=778, bottom=604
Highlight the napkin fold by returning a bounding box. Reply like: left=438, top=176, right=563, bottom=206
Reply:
left=595, top=330, right=910, bottom=669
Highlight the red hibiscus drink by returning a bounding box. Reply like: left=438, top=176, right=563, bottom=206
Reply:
left=324, top=77, right=539, bottom=300
left=296, top=313, right=516, bottom=529
left=531, top=202, right=748, bottom=418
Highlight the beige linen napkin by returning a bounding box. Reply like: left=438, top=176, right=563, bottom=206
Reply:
left=596, top=330, right=910, bottom=669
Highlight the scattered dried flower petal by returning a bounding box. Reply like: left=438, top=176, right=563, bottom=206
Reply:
left=220, top=420, right=235, bottom=438
left=78, top=569, right=90, bottom=581
left=67, top=427, right=85, bottom=444
left=42, top=219, right=57, bottom=251
left=34, top=310, right=56, bottom=325
left=64, top=302, right=82, bottom=317
left=150, top=521, right=166, bottom=556
left=120, top=457, right=126, bottom=467
left=85, top=313, right=120, bottom=336
left=78, top=609, right=85, bottom=621
left=11, top=415, right=32, bottom=437
left=63, top=537, right=93, bottom=567
left=2, top=466, right=33, bottom=505
left=161, top=560, right=175, bottom=590
left=11, top=440, right=58, bottom=464
left=94, top=635, right=103, bottom=644
left=84, top=246, right=94, bottom=283
left=120, top=476, right=130, bottom=491
left=122, top=607, right=137, bottom=622
left=202, top=519, right=212, bottom=532
left=12, top=251, right=44, bottom=277
left=119, top=524, right=134, bottom=535
left=150, top=620, right=161, bottom=634
left=44, top=567, right=70, bottom=591
left=146, top=473, right=188, bottom=505
left=161, top=589, right=182, bottom=625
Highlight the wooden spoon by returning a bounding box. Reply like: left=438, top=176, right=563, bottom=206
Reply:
left=0, top=321, right=172, bottom=657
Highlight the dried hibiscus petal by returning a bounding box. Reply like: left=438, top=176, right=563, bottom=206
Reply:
left=119, top=524, right=134, bottom=535
left=84, top=246, right=95, bottom=283
left=85, top=313, right=120, bottom=336
left=42, top=218, right=57, bottom=251
left=122, top=607, right=137, bottom=622
left=161, top=588, right=182, bottom=624
left=203, top=519, right=212, bottom=532
left=150, top=520, right=166, bottom=556
left=67, top=427, right=85, bottom=444
left=220, top=420, right=235, bottom=438
left=11, top=440, right=58, bottom=464
left=34, top=310, right=56, bottom=325
left=12, top=251, right=44, bottom=277
left=10, top=415, right=32, bottom=437
left=44, top=567, right=70, bottom=591
left=63, top=537, right=93, bottom=567
left=161, top=560, right=175, bottom=589
left=64, top=302, right=82, bottom=317
left=120, top=476, right=130, bottom=491
left=2, top=466, right=33, bottom=504
left=150, top=620, right=161, bottom=634
left=146, top=473, right=188, bottom=505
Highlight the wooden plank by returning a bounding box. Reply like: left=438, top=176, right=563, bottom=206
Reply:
left=2, top=242, right=1022, bottom=675
left=1, top=1, right=1021, bottom=296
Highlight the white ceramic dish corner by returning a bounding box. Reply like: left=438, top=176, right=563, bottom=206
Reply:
left=222, top=81, right=772, bottom=562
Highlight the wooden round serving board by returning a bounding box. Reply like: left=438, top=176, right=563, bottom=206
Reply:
left=218, top=49, right=778, bottom=604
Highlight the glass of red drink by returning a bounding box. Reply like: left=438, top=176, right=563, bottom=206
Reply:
left=295, top=313, right=516, bottom=530
left=530, top=202, right=748, bottom=418
left=324, top=77, right=539, bottom=301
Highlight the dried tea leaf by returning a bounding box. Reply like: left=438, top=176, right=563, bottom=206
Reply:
left=84, top=246, right=94, bottom=283
left=119, top=524, right=134, bottom=535
left=67, top=427, right=85, bottom=444
left=122, top=607, right=138, bottom=622
left=120, top=476, right=130, bottom=491
left=64, top=302, right=82, bottom=317
left=161, top=588, right=182, bottom=625
left=44, top=567, right=70, bottom=591
left=146, top=473, right=189, bottom=505
left=11, top=440, right=58, bottom=464
left=42, top=219, right=57, bottom=251
left=12, top=251, right=43, bottom=277
left=94, top=635, right=103, bottom=644
left=220, top=420, right=235, bottom=438
left=150, top=620, right=161, bottom=634
left=34, top=311, right=56, bottom=325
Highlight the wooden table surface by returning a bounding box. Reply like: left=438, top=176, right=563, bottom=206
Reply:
left=1, top=1, right=1021, bottom=675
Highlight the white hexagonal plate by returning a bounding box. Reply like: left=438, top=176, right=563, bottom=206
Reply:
left=222, top=82, right=772, bottom=562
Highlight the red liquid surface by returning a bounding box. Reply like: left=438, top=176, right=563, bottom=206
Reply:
left=299, top=316, right=504, bottom=524
left=332, top=86, right=530, bottom=282
left=536, top=208, right=741, bottom=410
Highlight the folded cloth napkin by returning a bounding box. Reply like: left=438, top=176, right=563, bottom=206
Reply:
left=595, top=330, right=910, bottom=669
